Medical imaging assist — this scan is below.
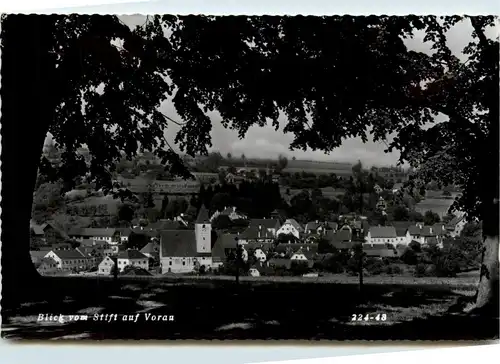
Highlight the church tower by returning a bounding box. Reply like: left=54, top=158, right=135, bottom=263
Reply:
left=195, top=205, right=212, bottom=254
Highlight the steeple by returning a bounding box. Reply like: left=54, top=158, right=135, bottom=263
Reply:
left=196, top=205, right=210, bottom=224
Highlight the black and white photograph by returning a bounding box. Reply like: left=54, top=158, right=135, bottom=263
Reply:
left=0, top=13, right=498, bottom=341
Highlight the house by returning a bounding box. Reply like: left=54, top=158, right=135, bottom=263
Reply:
left=276, top=219, right=304, bottom=239
left=290, top=248, right=308, bottom=261
left=80, top=239, right=110, bottom=250
left=35, top=257, right=59, bottom=275
left=304, top=220, right=338, bottom=235
left=115, top=228, right=132, bottom=243
left=391, top=221, right=413, bottom=246
left=116, top=250, right=149, bottom=272
left=408, top=223, right=446, bottom=247
left=30, top=222, right=61, bottom=243
left=98, top=256, right=117, bottom=275
left=210, top=206, right=247, bottom=222
left=44, top=249, right=88, bottom=271
left=130, top=227, right=160, bottom=241
left=248, top=218, right=281, bottom=237
left=376, top=197, right=387, bottom=211
left=30, top=250, right=49, bottom=266
left=68, top=228, right=120, bottom=244
left=365, top=226, right=399, bottom=246
left=327, top=229, right=352, bottom=243
left=237, top=225, right=274, bottom=244
left=76, top=246, right=103, bottom=268
left=324, top=230, right=354, bottom=250
left=363, top=244, right=398, bottom=259
left=445, top=214, right=467, bottom=237
left=275, top=243, right=318, bottom=260
left=251, top=261, right=274, bottom=276
left=253, top=248, right=267, bottom=262
left=51, top=242, right=72, bottom=250
left=248, top=267, right=261, bottom=277
left=160, top=206, right=214, bottom=273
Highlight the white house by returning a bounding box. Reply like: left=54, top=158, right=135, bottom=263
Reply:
left=97, top=256, right=117, bottom=275
left=290, top=251, right=308, bottom=261
left=248, top=267, right=261, bottom=277
left=446, top=213, right=467, bottom=237
left=254, top=248, right=267, bottom=262
left=408, top=224, right=447, bottom=247
left=44, top=249, right=88, bottom=271
left=117, top=250, right=149, bottom=272
left=276, top=219, right=304, bottom=239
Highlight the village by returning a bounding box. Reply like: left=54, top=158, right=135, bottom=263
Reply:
left=30, top=150, right=472, bottom=280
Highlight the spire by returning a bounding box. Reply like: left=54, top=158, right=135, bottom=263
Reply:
left=196, top=205, right=210, bottom=223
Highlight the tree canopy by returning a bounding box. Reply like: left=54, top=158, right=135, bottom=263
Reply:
left=1, top=14, right=498, bottom=310
left=9, top=15, right=493, bottom=229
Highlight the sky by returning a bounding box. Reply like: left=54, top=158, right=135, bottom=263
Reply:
left=46, top=15, right=498, bottom=168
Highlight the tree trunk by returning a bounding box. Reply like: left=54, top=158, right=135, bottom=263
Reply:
left=1, top=15, right=54, bottom=307
left=476, top=234, right=499, bottom=314
left=475, top=193, right=499, bottom=317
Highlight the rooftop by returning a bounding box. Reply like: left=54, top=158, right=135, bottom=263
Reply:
left=117, top=249, right=148, bottom=260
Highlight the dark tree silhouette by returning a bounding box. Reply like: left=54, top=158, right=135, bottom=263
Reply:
left=1, top=14, right=497, bottom=313
left=118, top=204, right=135, bottom=223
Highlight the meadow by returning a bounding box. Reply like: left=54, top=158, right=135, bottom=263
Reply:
left=2, top=275, right=497, bottom=341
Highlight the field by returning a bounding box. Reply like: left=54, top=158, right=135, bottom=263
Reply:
left=415, top=198, right=455, bottom=218
left=282, top=167, right=353, bottom=176
left=66, top=195, right=121, bottom=215
left=2, top=275, right=497, bottom=341
left=75, top=272, right=480, bottom=287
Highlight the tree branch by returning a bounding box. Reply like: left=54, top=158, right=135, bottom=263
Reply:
left=469, top=17, right=490, bottom=50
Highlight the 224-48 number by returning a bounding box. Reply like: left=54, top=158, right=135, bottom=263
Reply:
left=351, top=313, right=387, bottom=321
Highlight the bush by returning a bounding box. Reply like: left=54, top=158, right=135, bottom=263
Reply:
left=366, top=259, right=385, bottom=275
left=346, top=256, right=360, bottom=276
left=392, top=265, right=403, bottom=275
left=414, top=263, right=427, bottom=277
left=408, top=241, right=422, bottom=253
left=401, top=248, right=418, bottom=265
left=289, top=261, right=310, bottom=276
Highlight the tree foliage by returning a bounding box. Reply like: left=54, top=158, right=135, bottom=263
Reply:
left=2, top=14, right=498, bottom=309
left=7, top=15, right=494, bottom=215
